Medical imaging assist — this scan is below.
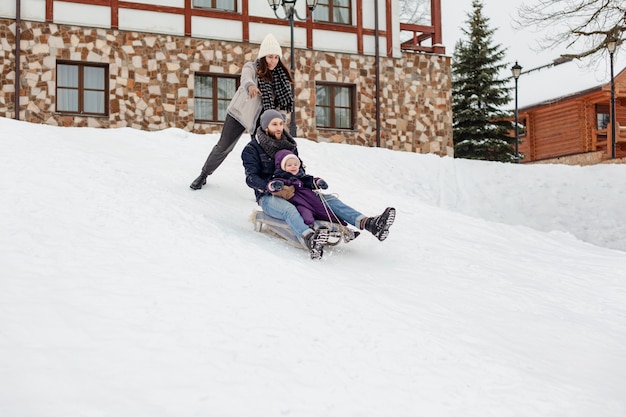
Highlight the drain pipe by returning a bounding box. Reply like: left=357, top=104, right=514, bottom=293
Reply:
left=14, top=0, right=21, bottom=120
left=374, top=0, right=380, bottom=147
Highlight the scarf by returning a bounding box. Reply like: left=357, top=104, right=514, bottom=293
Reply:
left=256, top=128, right=297, bottom=159
left=257, top=63, right=294, bottom=113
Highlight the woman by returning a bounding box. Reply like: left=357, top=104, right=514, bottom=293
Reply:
left=190, top=33, right=294, bottom=190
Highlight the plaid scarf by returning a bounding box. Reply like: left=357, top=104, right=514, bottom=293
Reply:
left=257, top=63, right=294, bottom=113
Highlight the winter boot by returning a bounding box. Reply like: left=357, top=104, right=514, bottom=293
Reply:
left=190, top=173, right=208, bottom=190
left=362, top=207, right=396, bottom=241
left=304, top=228, right=330, bottom=260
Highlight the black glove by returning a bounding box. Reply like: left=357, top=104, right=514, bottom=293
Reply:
left=315, top=178, right=328, bottom=190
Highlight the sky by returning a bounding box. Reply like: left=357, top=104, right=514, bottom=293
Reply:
left=2, top=117, right=626, bottom=416
left=440, top=0, right=626, bottom=108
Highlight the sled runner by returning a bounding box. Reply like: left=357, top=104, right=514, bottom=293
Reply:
left=251, top=210, right=358, bottom=249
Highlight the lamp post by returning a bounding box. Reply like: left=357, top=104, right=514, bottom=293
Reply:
left=267, top=0, right=318, bottom=137
left=607, top=39, right=617, bottom=159
left=508, top=56, right=573, bottom=163
left=511, top=61, right=522, bottom=163
left=15, top=0, right=21, bottom=120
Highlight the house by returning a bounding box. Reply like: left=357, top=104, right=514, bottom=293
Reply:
left=515, top=67, right=626, bottom=164
left=0, top=0, right=453, bottom=156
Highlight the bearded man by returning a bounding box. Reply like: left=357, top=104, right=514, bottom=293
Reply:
left=241, top=109, right=395, bottom=259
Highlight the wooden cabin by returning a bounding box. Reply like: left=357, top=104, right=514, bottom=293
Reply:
left=516, top=67, right=626, bottom=163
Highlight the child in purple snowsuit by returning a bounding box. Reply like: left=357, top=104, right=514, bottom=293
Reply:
left=267, top=150, right=346, bottom=227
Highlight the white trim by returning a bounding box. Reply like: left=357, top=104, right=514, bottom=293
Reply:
left=53, top=2, right=110, bottom=28
left=119, top=9, right=185, bottom=36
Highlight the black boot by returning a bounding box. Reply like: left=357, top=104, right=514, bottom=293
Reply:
left=363, top=207, right=396, bottom=241
left=304, top=228, right=330, bottom=260
left=189, top=173, right=208, bottom=190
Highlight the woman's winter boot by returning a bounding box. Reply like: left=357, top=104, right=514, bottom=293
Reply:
left=190, top=173, right=208, bottom=190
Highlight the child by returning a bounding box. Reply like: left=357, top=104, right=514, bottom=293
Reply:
left=267, top=150, right=344, bottom=227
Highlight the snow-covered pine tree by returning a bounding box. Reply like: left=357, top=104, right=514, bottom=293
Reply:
left=452, top=0, right=515, bottom=162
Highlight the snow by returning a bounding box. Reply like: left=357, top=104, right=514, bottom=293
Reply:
left=1, top=117, right=625, bottom=417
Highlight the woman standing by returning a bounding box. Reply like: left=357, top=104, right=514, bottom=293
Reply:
left=190, top=33, right=294, bottom=190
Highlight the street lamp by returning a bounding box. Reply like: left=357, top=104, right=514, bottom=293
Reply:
left=267, top=0, right=318, bottom=136
left=511, top=61, right=522, bottom=163
left=607, top=39, right=617, bottom=159
left=508, top=55, right=573, bottom=163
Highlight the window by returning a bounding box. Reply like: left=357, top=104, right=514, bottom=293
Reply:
left=192, top=0, right=236, bottom=12
left=313, top=0, right=352, bottom=25
left=194, top=73, right=239, bottom=122
left=56, top=61, right=108, bottom=116
left=596, top=104, right=610, bottom=130
left=315, top=83, right=355, bottom=129
left=517, top=117, right=527, bottom=137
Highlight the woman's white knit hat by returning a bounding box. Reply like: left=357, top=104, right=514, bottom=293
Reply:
left=258, top=33, right=282, bottom=59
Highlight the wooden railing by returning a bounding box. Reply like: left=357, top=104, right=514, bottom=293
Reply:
left=596, top=123, right=626, bottom=158
left=614, top=122, right=626, bottom=143
left=593, top=128, right=609, bottom=154
left=399, top=23, right=445, bottom=54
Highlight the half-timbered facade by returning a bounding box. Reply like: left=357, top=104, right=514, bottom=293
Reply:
left=0, top=0, right=452, bottom=155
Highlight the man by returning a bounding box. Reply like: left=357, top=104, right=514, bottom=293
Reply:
left=241, top=109, right=396, bottom=259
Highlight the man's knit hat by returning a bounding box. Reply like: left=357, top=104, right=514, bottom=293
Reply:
left=258, top=33, right=282, bottom=59
left=260, top=109, right=285, bottom=130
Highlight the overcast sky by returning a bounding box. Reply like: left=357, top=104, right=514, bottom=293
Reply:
left=439, top=0, right=626, bottom=108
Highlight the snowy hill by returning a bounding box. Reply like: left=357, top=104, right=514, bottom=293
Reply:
left=1, top=117, right=625, bottom=417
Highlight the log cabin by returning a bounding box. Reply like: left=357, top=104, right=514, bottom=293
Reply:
left=515, top=67, right=626, bottom=164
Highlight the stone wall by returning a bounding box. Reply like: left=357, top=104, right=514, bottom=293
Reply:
left=0, top=19, right=453, bottom=156
left=527, top=151, right=606, bottom=166
left=528, top=151, right=626, bottom=166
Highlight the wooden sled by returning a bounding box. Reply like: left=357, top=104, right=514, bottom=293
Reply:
left=251, top=210, right=358, bottom=249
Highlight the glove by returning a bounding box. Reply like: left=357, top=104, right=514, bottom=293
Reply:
left=315, top=178, right=328, bottom=190
left=272, top=185, right=295, bottom=200
left=267, top=180, right=284, bottom=192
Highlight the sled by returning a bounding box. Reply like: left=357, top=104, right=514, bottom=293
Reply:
left=251, top=210, right=357, bottom=249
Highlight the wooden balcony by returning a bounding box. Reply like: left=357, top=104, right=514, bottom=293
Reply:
left=399, top=23, right=445, bottom=54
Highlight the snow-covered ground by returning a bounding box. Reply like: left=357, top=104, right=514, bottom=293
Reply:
left=1, top=117, right=625, bottom=417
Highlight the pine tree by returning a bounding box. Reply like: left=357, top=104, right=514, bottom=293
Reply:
left=452, top=0, right=514, bottom=162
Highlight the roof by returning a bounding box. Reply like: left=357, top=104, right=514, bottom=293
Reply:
left=519, top=65, right=626, bottom=112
